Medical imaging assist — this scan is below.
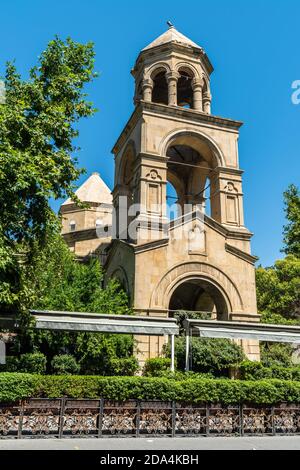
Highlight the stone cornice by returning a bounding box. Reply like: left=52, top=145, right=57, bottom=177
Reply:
left=134, top=238, right=169, bottom=254
left=62, top=227, right=112, bottom=243
left=225, top=243, right=259, bottom=265
left=112, top=101, right=243, bottom=155
left=142, top=101, right=243, bottom=130
left=61, top=202, right=113, bottom=213
left=215, top=166, right=244, bottom=176
left=204, top=214, right=253, bottom=241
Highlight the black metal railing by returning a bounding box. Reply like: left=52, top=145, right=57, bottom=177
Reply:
left=1, top=399, right=300, bottom=438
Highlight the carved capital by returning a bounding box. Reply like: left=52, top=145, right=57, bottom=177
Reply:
left=142, top=78, right=154, bottom=89
left=166, top=71, right=180, bottom=82
left=192, top=77, right=204, bottom=90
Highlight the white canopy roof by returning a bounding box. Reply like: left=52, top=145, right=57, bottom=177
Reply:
left=184, top=319, right=300, bottom=343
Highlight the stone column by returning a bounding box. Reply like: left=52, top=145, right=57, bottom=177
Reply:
left=203, top=91, right=212, bottom=114
left=142, top=78, right=153, bottom=102
left=166, top=71, right=180, bottom=106
left=192, top=78, right=204, bottom=111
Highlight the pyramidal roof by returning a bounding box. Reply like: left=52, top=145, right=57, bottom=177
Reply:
left=142, top=26, right=202, bottom=52
left=62, top=173, right=112, bottom=206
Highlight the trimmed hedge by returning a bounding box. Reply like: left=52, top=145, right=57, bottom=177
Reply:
left=239, top=361, right=300, bottom=381
left=2, top=373, right=300, bottom=404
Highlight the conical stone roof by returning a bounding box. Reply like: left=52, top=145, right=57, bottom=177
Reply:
left=142, top=26, right=202, bottom=51
left=62, top=172, right=112, bottom=206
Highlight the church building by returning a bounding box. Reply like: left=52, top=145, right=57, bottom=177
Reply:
left=61, top=25, right=260, bottom=366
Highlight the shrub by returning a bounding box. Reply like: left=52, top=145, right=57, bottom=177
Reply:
left=2, top=373, right=300, bottom=404
left=239, top=361, right=300, bottom=381
left=143, top=358, right=172, bottom=377
left=165, top=337, right=245, bottom=375
left=107, top=357, right=139, bottom=376
left=0, top=353, right=46, bottom=374
left=18, top=353, right=47, bottom=374
left=0, top=356, right=20, bottom=372
left=51, top=355, right=80, bottom=375
left=260, top=343, right=293, bottom=367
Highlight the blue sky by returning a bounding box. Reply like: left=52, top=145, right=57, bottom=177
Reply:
left=0, top=0, right=299, bottom=266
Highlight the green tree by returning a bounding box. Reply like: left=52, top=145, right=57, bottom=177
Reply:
left=256, top=256, right=300, bottom=320
left=283, top=184, right=300, bottom=257
left=13, top=232, right=134, bottom=373
left=0, top=37, right=97, bottom=313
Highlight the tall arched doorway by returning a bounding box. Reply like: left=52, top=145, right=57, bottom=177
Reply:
left=169, top=277, right=229, bottom=321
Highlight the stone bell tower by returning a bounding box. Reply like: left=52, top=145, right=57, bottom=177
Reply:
left=105, top=25, right=260, bottom=366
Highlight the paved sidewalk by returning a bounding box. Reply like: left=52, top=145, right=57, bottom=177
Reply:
left=0, top=436, right=300, bottom=450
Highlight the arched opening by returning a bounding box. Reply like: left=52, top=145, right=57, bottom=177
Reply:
left=167, top=144, right=209, bottom=214
left=177, top=70, right=193, bottom=108
left=165, top=133, right=221, bottom=219
left=152, top=71, right=168, bottom=105
left=169, top=278, right=229, bottom=321
left=118, top=143, right=136, bottom=200
left=117, top=143, right=136, bottom=240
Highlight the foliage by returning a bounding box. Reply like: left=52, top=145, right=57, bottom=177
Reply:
left=51, top=355, right=80, bottom=375
left=260, top=311, right=300, bottom=326
left=74, top=333, right=135, bottom=376
left=0, top=36, right=97, bottom=314
left=143, top=358, right=172, bottom=377
left=239, top=361, right=300, bottom=381
left=18, top=353, right=47, bottom=374
left=283, top=184, right=300, bottom=257
left=28, top=232, right=131, bottom=315
left=0, top=353, right=47, bottom=374
left=260, top=342, right=293, bottom=368
left=107, top=357, right=139, bottom=376
left=256, top=256, right=300, bottom=319
left=3, top=373, right=300, bottom=404
left=8, top=232, right=134, bottom=374
left=164, top=337, right=245, bottom=375
left=0, top=356, right=20, bottom=372
left=142, top=359, right=214, bottom=379
left=0, top=373, right=40, bottom=402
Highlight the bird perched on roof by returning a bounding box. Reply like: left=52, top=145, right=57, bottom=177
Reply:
left=167, top=20, right=174, bottom=28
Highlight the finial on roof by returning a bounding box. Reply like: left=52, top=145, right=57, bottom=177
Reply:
left=167, top=20, right=174, bottom=28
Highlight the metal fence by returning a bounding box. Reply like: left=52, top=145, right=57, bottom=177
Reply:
left=1, top=399, right=300, bottom=438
